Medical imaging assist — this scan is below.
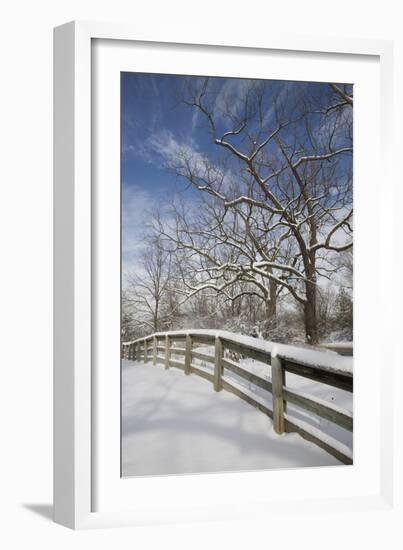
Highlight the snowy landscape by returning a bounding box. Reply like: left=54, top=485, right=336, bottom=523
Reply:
left=122, top=358, right=343, bottom=477
left=121, top=73, right=353, bottom=475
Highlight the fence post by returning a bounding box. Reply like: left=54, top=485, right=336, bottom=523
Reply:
left=133, top=343, right=137, bottom=362
left=144, top=339, right=148, bottom=363
left=214, top=336, right=223, bottom=391
left=153, top=335, right=157, bottom=366
left=165, top=335, right=170, bottom=370
left=282, top=369, right=287, bottom=414
left=271, top=350, right=285, bottom=434
left=185, top=334, right=192, bottom=375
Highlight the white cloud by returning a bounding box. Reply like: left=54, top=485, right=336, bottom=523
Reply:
left=145, top=129, right=210, bottom=180
left=148, top=129, right=196, bottom=160
left=122, top=179, right=191, bottom=284
left=122, top=184, right=154, bottom=273
left=191, top=107, right=200, bottom=134
left=213, top=78, right=250, bottom=120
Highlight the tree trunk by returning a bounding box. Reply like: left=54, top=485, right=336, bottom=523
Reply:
left=266, top=280, right=277, bottom=328
left=153, top=299, right=159, bottom=332
left=304, top=282, right=318, bottom=345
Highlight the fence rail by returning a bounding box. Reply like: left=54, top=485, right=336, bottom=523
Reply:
left=122, top=330, right=353, bottom=465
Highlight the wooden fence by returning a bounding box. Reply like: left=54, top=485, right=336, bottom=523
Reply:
left=122, top=330, right=353, bottom=465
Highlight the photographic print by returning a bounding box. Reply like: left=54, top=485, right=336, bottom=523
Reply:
left=120, top=73, right=353, bottom=477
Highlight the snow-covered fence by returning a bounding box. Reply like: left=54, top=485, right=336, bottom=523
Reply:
left=319, top=342, right=353, bottom=356
left=122, top=329, right=353, bottom=465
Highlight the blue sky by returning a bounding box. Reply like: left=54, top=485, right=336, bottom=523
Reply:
left=122, top=73, right=191, bottom=195
left=121, top=73, right=352, bottom=276
left=121, top=73, right=207, bottom=274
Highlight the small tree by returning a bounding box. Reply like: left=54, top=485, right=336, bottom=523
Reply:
left=124, top=236, right=175, bottom=335
left=334, top=287, right=353, bottom=334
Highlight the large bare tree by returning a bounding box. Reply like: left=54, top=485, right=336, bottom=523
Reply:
left=152, top=79, right=353, bottom=344
left=158, top=78, right=353, bottom=344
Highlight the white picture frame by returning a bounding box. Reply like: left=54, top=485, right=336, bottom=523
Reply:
left=54, top=20, right=396, bottom=530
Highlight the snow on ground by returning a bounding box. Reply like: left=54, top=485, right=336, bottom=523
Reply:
left=121, top=359, right=341, bottom=478
left=230, top=357, right=352, bottom=448
left=192, top=348, right=353, bottom=449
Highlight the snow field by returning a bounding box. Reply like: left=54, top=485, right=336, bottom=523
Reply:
left=122, top=359, right=342, bottom=477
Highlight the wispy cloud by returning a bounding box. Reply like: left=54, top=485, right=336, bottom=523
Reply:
left=149, top=129, right=194, bottom=158
left=122, top=184, right=154, bottom=272
left=213, top=78, right=250, bottom=120
left=122, top=179, right=187, bottom=281
left=123, top=125, right=200, bottom=167
left=191, top=108, right=200, bottom=134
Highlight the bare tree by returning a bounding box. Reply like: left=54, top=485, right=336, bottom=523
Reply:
left=335, top=248, right=353, bottom=291
left=121, top=289, right=136, bottom=340
left=153, top=78, right=353, bottom=344
left=124, top=237, right=175, bottom=334
left=154, top=192, right=287, bottom=331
